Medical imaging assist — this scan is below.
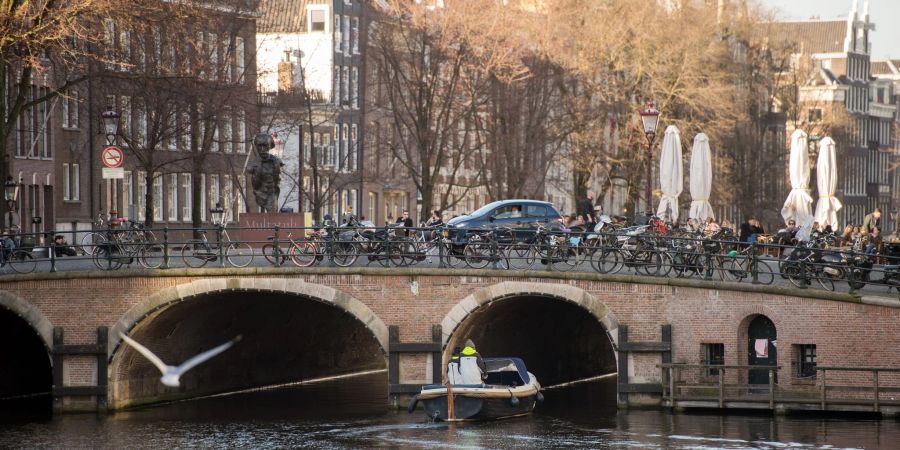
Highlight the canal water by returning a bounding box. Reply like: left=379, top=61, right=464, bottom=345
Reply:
left=2, top=373, right=899, bottom=449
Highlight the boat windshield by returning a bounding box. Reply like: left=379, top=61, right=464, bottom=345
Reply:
left=484, top=357, right=530, bottom=386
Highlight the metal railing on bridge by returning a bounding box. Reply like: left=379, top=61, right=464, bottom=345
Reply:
left=2, top=222, right=899, bottom=298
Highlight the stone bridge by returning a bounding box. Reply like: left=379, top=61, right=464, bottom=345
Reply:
left=1, top=267, right=899, bottom=413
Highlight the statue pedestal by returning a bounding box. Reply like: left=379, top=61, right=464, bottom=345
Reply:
left=236, top=213, right=307, bottom=247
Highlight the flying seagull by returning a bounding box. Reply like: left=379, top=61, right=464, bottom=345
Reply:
left=119, top=333, right=242, bottom=387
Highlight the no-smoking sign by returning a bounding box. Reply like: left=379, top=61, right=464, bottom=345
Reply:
left=102, top=146, right=124, bottom=168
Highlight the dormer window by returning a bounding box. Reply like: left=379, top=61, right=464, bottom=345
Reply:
left=308, top=6, right=328, bottom=33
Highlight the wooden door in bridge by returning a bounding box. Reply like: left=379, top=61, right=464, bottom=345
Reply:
left=747, top=315, right=777, bottom=384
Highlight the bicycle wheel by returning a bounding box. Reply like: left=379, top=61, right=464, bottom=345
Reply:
left=93, top=245, right=124, bottom=270
left=463, top=242, right=491, bottom=269
left=226, top=242, right=254, bottom=267
left=507, top=242, right=537, bottom=270
left=261, top=243, right=282, bottom=266
left=551, top=245, right=578, bottom=272
left=721, top=257, right=748, bottom=282
left=290, top=240, right=319, bottom=267
left=592, top=249, right=622, bottom=274
left=636, top=251, right=662, bottom=276
left=181, top=240, right=212, bottom=268
left=81, top=232, right=107, bottom=256
left=332, top=241, right=360, bottom=267
left=137, top=244, right=163, bottom=269
left=656, top=251, right=673, bottom=277
left=783, top=264, right=807, bottom=288
left=9, top=250, right=36, bottom=274
left=815, top=271, right=835, bottom=291
left=753, top=260, right=775, bottom=285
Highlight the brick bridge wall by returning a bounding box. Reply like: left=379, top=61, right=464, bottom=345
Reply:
left=1, top=267, right=899, bottom=412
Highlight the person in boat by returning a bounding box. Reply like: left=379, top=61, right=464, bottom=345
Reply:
left=447, top=346, right=463, bottom=384
left=459, top=339, right=487, bottom=384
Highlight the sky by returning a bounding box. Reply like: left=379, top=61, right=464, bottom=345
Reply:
left=758, top=0, right=900, bottom=59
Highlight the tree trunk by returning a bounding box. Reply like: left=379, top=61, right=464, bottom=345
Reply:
left=144, top=171, right=155, bottom=227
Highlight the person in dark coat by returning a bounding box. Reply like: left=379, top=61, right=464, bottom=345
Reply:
left=577, top=191, right=597, bottom=227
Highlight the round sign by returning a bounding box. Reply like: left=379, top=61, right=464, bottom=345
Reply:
left=102, top=146, right=124, bottom=168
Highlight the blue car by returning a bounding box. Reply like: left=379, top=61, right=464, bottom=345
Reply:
left=445, top=199, right=563, bottom=245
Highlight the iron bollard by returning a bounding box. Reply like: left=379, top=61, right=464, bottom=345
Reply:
left=49, top=240, right=57, bottom=273
left=217, top=224, right=226, bottom=267
left=162, top=226, right=170, bottom=269
left=273, top=226, right=282, bottom=266
left=751, top=241, right=759, bottom=284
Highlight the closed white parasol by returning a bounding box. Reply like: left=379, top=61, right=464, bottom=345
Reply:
left=656, top=126, right=683, bottom=222
left=781, top=129, right=814, bottom=238
left=688, top=133, right=714, bottom=222
left=814, top=137, right=842, bottom=229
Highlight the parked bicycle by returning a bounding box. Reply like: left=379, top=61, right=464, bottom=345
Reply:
left=182, top=225, right=253, bottom=268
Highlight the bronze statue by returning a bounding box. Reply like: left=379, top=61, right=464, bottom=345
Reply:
left=248, top=133, right=284, bottom=213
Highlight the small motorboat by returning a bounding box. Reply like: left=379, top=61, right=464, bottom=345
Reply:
left=408, top=357, right=543, bottom=421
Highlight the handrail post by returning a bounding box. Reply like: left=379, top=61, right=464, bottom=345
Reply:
left=798, top=254, right=808, bottom=289
left=384, top=224, right=391, bottom=267
left=217, top=224, right=226, bottom=267
left=873, top=369, right=880, bottom=412
left=768, top=368, right=775, bottom=409
left=718, top=367, right=725, bottom=408
left=820, top=369, right=827, bottom=411
left=545, top=233, right=553, bottom=272
left=49, top=240, right=57, bottom=273
left=438, top=229, right=446, bottom=269
left=273, top=226, right=282, bottom=266
left=750, top=241, right=759, bottom=284
left=162, top=226, right=170, bottom=269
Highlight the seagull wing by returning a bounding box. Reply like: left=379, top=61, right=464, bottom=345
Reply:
left=119, top=333, right=169, bottom=375
left=174, top=336, right=241, bottom=375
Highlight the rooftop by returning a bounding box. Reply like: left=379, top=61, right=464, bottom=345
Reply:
left=258, top=0, right=330, bottom=34
left=765, top=20, right=847, bottom=55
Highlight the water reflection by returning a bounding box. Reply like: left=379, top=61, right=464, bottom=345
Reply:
left=2, top=374, right=898, bottom=449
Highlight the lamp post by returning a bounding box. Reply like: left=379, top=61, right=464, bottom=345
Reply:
left=210, top=202, right=225, bottom=226
left=101, top=106, right=121, bottom=146
left=4, top=176, right=19, bottom=230
left=639, top=101, right=661, bottom=213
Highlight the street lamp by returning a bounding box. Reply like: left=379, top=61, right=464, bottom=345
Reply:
left=639, top=101, right=661, bottom=213
left=4, top=176, right=19, bottom=229
left=210, top=202, right=225, bottom=226
left=101, top=106, right=121, bottom=146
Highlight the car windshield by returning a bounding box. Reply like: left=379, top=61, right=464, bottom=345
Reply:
left=468, top=201, right=504, bottom=218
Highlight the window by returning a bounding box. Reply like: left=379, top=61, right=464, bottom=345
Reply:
left=63, top=164, right=70, bottom=200
left=153, top=173, right=163, bottom=221
left=221, top=115, right=232, bottom=153
left=232, top=36, right=245, bottom=82
left=342, top=15, right=350, bottom=55
left=237, top=175, right=246, bottom=215
left=181, top=173, right=192, bottom=221
left=179, top=110, right=191, bottom=151
left=351, top=67, right=359, bottom=109
left=796, top=344, right=817, bottom=378
left=342, top=66, right=349, bottom=105
left=334, top=15, right=342, bottom=52
left=123, top=171, right=133, bottom=218
left=341, top=124, right=349, bottom=170
left=137, top=171, right=147, bottom=221
left=525, top=205, right=547, bottom=217
left=168, top=173, right=178, bottom=221
left=200, top=174, right=207, bottom=221
left=209, top=174, right=220, bottom=219
left=349, top=124, right=358, bottom=171
left=493, top=204, right=524, bottom=219
left=72, top=163, right=80, bottom=200
left=808, top=108, right=822, bottom=123
left=62, top=90, right=79, bottom=129
left=368, top=192, right=377, bottom=221
left=309, top=8, right=326, bottom=32
left=352, top=17, right=359, bottom=54
left=223, top=174, right=234, bottom=223
left=702, top=343, right=725, bottom=376
left=333, top=66, right=341, bottom=106
left=237, top=111, right=246, bottom=153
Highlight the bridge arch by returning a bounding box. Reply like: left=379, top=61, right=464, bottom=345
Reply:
left=107, top=278, right=390, bottom=409
left=440, top=281, right=620, bottom=387
left=441, top=281, right=620, bottom=347
left=110, top=277, right=389, bottom=354
left=0, top=290, right=54, bottom=349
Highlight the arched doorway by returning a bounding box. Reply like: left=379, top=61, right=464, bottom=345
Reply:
left=747, top=315, right=777, bottom=384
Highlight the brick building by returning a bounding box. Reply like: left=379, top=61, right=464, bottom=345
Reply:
left=6, top=0, right=260, bottom=243
left=768, top=1, right=897, bottom=229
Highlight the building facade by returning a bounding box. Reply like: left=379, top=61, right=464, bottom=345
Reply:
left=770, top=1, right=897, bottom=230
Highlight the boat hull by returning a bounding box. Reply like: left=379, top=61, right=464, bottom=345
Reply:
left=421, top=393, right=536, bottom=421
